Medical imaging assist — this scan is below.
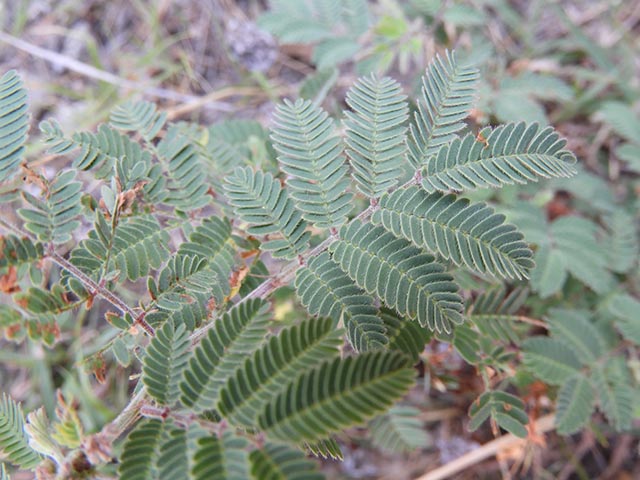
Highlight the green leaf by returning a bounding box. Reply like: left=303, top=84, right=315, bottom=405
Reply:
left=110, top=100, right=166, bottom=143
left=372, top=186, right=534, bottom=279
left=179, top=299, right=270, bottom=412
left=295, top=252, right=387, bottom=352
left=142, top=319, right=191, bottom=406
left=218, top=317, right=342, bottom=428
left=118, top=419, right=164, bottom=480
left=408, top=51, right=479, bottom=168
left=380, top=308, right=430, bottom=363
left=420, top=122, right=577, bottom=192
left=258, top=351, right=415, bottom=443
left=191, top=431, right=250, bottom=480
left=329, top=220, right=464, bottom=333
left=369, top=406, right=429, bottom=453
left=0, top=394, right=41, bottom=469
left=555, top=374, right=595, bottom=435
left=607, top=293, right=640, bottom=344
left=522, top=337, right=582, bottom=385
left=344, top=75, right=408, bottom=198
left=603, top=210, right=639, bottom=274
left=467, top=286, right=528, bottom=343
left=249, top=443, right=323, bottom=480
left=224, top=167, right=310, bottom=259
left=157, top=125, right=210, bottom=211
left=469, top=391, right=528, bottom=438
left=546, top=309, right=605, bottom=364
left=271, top=99, right=353, bottom=228
left=0, top=70, right=29, bottom=183
left=18, top=170, right=83, bottom=245
left=0, top=235, right=43, bottom=272
left=592, top=366, right=633, bottom=431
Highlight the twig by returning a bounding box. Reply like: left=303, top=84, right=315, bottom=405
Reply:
left=0, top=30, right=233, bottom=110
left=165, top=85, right=277, bottom=120
left=415, top=414, right=556, bottom=480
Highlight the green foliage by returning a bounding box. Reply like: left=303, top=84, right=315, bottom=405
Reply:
left=510, top=207, right=614, bottom=297
left=110, top=100, right=166, bottom=143
left=179, top=299, right=270, bottom=412
left=0, top=234, right=43, bottom=271
left=142, top=319, right=191, bottom=405
left=118, top=419, right=164, bottom=480
left=408, top=51, right=479, bottom=168
left=258, top=0, right=369, bottom=68
left=71, top=214, right=170, bottom=284
left=191, top=431, right=250, bottom=480
left=224, top=167, right=310, bottom=259
left=157, top=125, right=210, bottom=210
left=555, top=374, right=595, bottom=435
left=469, top=391, right=528, bottom=438
left=0, top=70, right=28, bottom=183
left=258, top=351, right=415, bottom=443
left=0, top=394, right=41, bottom=469
left=218, top=317, right=342, bottom=428
left=466, top=286, right=528, bottom=343
left=369, top=406, right=429, bottom=453
left=372, top=186, right=534, bottom=279
left=18, top=170, right=83, bottom=245
left=420, top=122, right=577, bottom=192
left=271, top=99, right=353, bottom=227
left=249, top=443, right=323, bottom=480
left=344, top=75, right=408, bottom=198
left=295, top=252, right=387, bottom=352
left=329, top=220, right=464, bottom=333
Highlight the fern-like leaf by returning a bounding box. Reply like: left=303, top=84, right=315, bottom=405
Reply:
left=157, top=125, right=210, bottom=210
left=157, top=425, right=189, bottom=480
left=19, top=170, right=82, bottom=245
left=467, top=286, right=528, bottom=343
left=522, top=337, right=581, bottom=385
left=191, top=431, right=250, bottom=480
left=372, top=186, right=534, bottom=279
left=0, top=235, right=43, bottom=271
left=218, top=317, right=342, bottom=428
left=329, top=220, right=464, bottom=333
left=592, top=365, right=633, bottom=431
left=249, top=443, right=323, bottom=480
left=224, top=167, right=310, bottom=259
left=110, top=100, right=166, bottom=143
left=468, top=390, right=528, bottom=438
left=142, top=319, right=191, bottom=406
left=604, top=210, right=639, bottom=274
left=344, top=75, right=408, bottom=198
left=555, top=374, right=595, bottom=435
left=146, top=255, right=223, bottom=329
left=0, top=394, right=41, bottom=469
left=258, top=350, right=415, bottom=443
left=118, top=419, right=164, bottom=480
left=546, top=309, right=605, bottom=364
left=271, top=99, right=353, bottom=228
left=295, top=252, right=387, bottom=351
left=180, top=299, right=270, bottom=412
left=369, top=406, right=429, bottom=453
left=66, top=214, right=170, bottom=286
left=408, top=51, right=479, bottom=168
left=380, top=308, right=430, bottom=362
left=304, top=438, right=343, bottom=461
left=420, top=122, right=577, bottom=192
left=0, top=70, right=28, bottom=183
